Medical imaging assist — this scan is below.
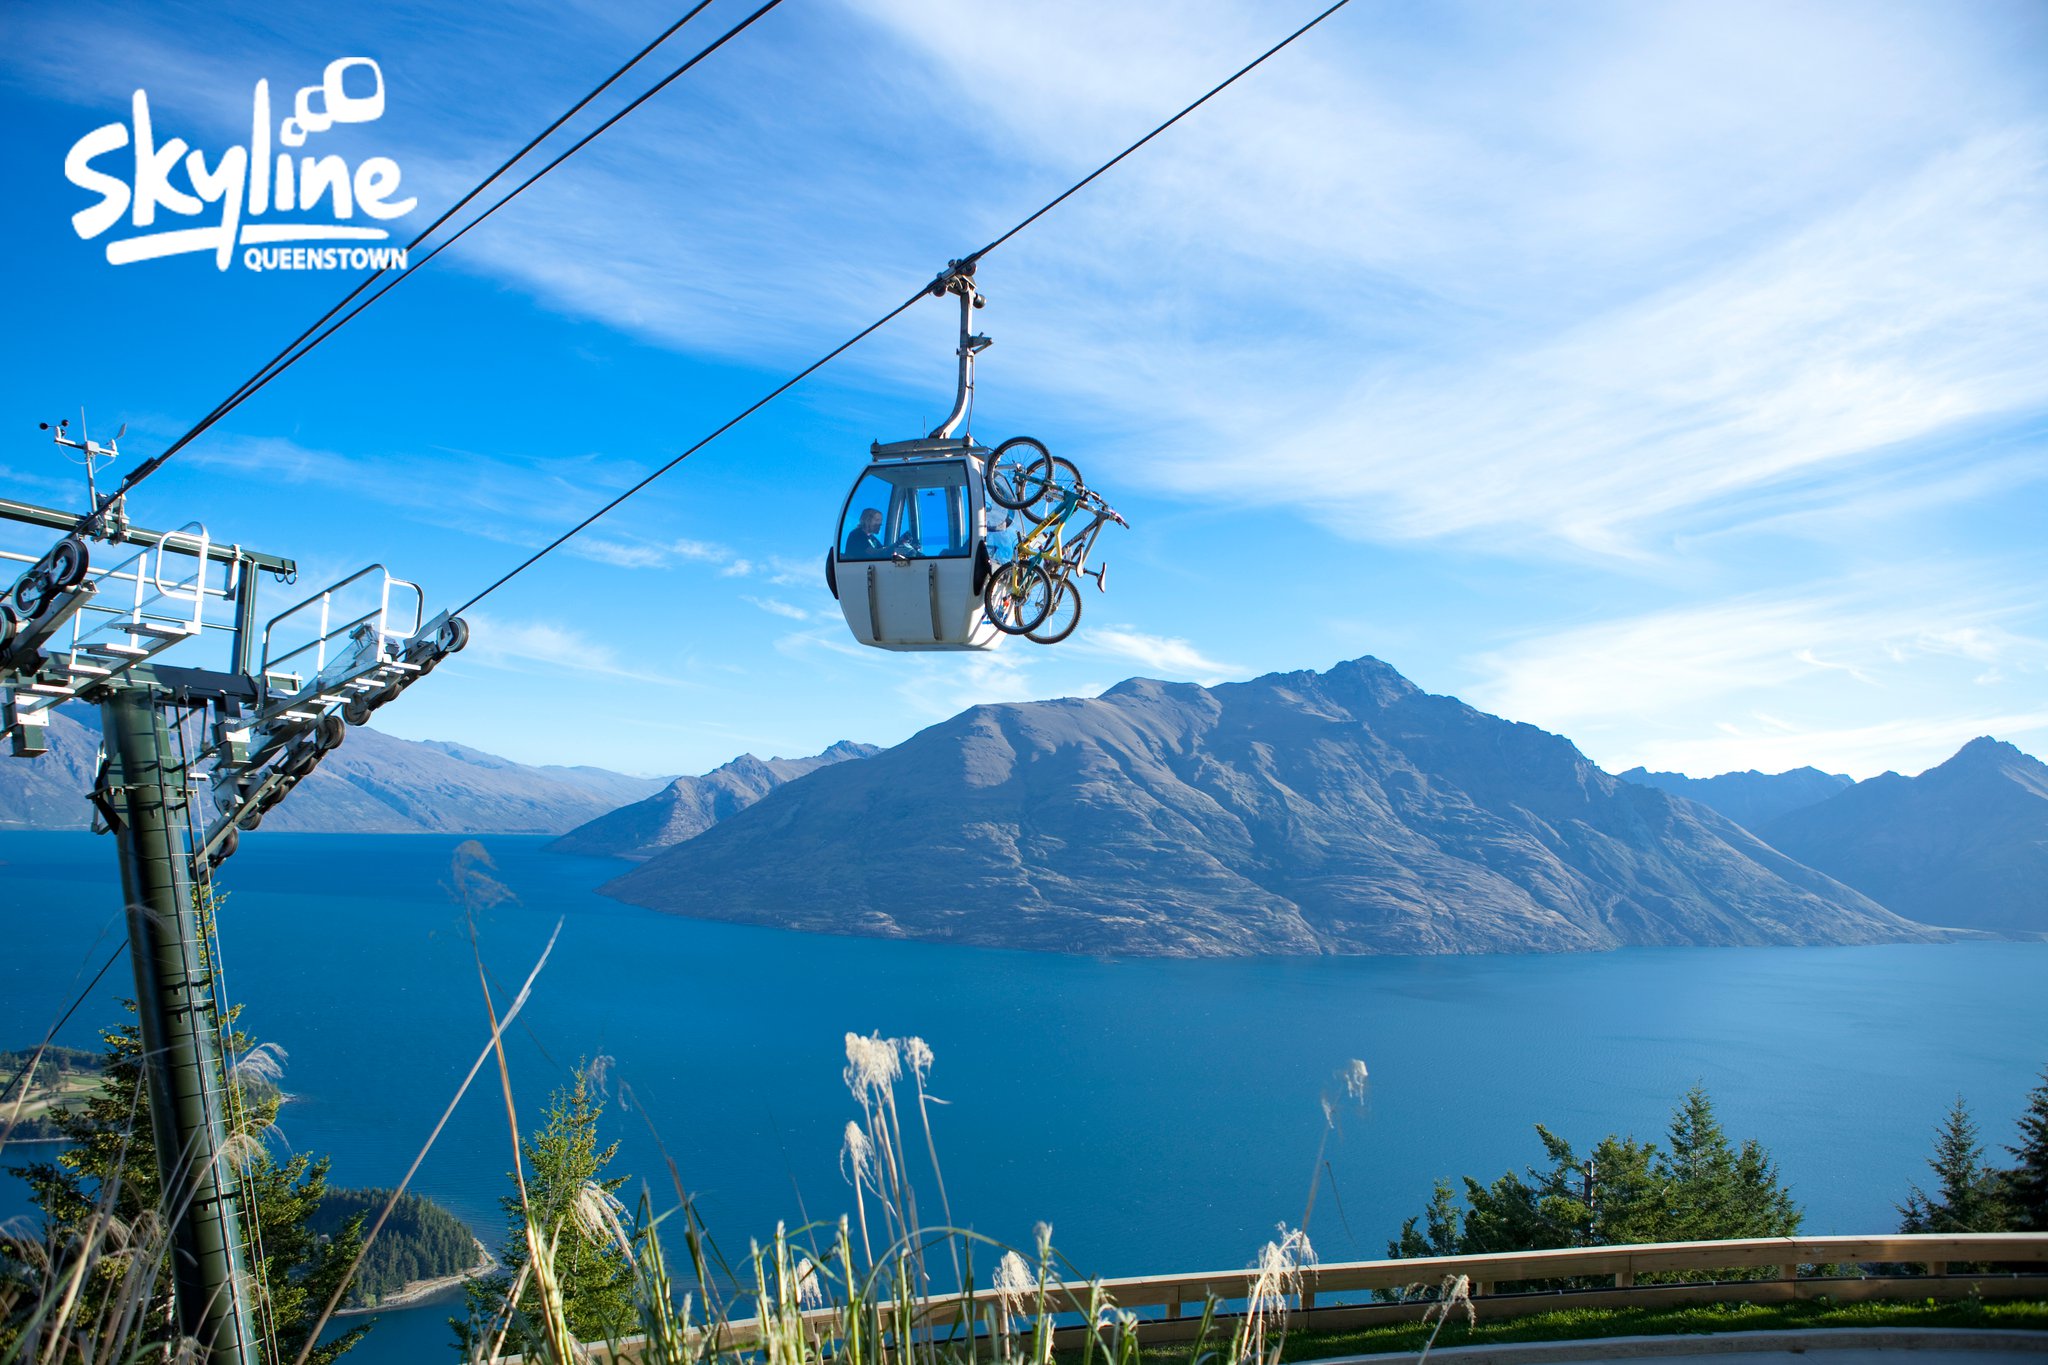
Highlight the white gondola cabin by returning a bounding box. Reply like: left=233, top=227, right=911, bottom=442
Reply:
left=826, top=436, right=1001, bottom=650
left=826, top=261, right=1014, bottom=652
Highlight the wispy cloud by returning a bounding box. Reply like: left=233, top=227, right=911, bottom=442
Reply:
left=892, top=647, right=1050, bottom=721
left=762, top=554, right=822, bottom=588
left=186, top=434, right=777, bottom=582
left=743, top=595, right=811, bottom=622
left=1635, top=711, right=2048, bottom=782
left=1146, top=130, right=2048, bottom=558
left=457, top=611, right=682, bottom=686
left=1465, top=566, right=2048, bottom=777
left=1072, top=628, right=1240, bottom=685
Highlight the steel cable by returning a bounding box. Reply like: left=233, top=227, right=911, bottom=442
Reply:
left=103, top=0, right=780, bottom=507
left=454, top=0, right=1355, bottom=612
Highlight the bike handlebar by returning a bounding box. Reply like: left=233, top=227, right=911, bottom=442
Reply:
left=1075, top=486, right=1128, bottom=528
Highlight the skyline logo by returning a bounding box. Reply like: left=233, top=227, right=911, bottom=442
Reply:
left=63, top=57, right=417, bottom=273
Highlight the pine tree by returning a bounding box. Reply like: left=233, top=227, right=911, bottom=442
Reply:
left=1388, top=1179, right=1462, bottom=1259
left=1658, top=1085, right=1800, bottom=1242
left=1580, top=1133, right=1667, bottom=1247
left=456, top=1064, right=637, bottom=1355
left=1899, top=1096, right=2007, bottom=1234
left=2002, top=1066, right=2048, bottom=1231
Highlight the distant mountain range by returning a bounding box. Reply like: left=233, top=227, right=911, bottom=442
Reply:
left=0, top=706, right=666, bottom=835
left=599, top=657, right=1934, bottom=957
left=7, top=664, right=2041, bottom=954
left=1615, top=765, right=1851, bottom=829
left=0, top=709, right=101, bottom=830
left=1757, top=738, right=2048, bottom=937
left=552, top=741, right=880, bottom=859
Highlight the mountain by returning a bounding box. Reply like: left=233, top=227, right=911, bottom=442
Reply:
left=601, top=657, right=1931, bottom=957
left=551, top=741, right=881, bottom=859
left=1757, top=737, right=2048, bottom=936
left=0, top=706, right=666, bottom=835
left=1616, top=765, right=1851, bottom=830
left=0, top=708, right=102, bottom=829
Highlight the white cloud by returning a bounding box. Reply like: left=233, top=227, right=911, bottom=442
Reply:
left=763, top=554, right=822, bottom=588
left=1072, top=628, right=1241, bottom=686
left=458, top=611, right=682, bottom=686
left=670, top=538, right=730, bottom=563
left=893, top=647, right=1048, bottom=721
left=744, top=595, right=811, bottom=622
left=574, top=538, right=673, bottom=570
left=1152, top=130, right=2048, bottom=557
left=1633, top=712, right=2048, bottom=782
left=1464, top=567, right=2048, bottom=777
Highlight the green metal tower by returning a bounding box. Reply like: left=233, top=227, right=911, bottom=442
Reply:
left=2, top=425, right=466, bottom=1361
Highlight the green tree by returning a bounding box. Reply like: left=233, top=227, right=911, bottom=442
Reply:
left=1386, top=1086, right=1797, bottom=1271
left=1899, top=1096, right=2007, bottom=1234
left=3, top=1004, right=369, bottom=1363
left=1657, top=1085, right=1800, bottom=1242
left=456, top=1064, right=636, bottom=1355
left=2001, top=1066, right=2048, bottom=1231
left=312, top=1188, right=483, bottom=1304
left=1388, top=1179, right=1462, bottom=1260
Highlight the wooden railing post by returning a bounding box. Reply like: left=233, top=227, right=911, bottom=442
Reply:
left=1927, top=1262, right=1948, bottom=1277
left=1165, top=1290, right=1182, bottom=1320
left=1614, top=1269, right=1634, bottom=1288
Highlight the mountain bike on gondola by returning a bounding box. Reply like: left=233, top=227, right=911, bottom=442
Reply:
left=980, top=440, right=1128, bottom=644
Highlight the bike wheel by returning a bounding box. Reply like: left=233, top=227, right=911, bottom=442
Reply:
left=983, top=560, right=1053, bottom=635
left=1023, top=455, right=1083, bottom=514
left=985, top=437, right=1050, bottom=510
left=1027, top=578, right=1082, bottom=645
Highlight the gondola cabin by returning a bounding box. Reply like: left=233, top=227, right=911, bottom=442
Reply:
left=827, top=437, right=1001, bottom=650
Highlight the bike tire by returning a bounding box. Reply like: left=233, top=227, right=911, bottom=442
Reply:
left=1026, top=578, right=1082, bottom=645
left=985, top=437, right=1051, bottom=510
left=1021, top=455, right=1083, bottom=514
left=983, top=560, right=1053, bottom=635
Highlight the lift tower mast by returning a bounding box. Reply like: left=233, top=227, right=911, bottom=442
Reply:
left=2, top=423, right=468, bottom=1363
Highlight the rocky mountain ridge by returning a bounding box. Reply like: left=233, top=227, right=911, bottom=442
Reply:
left=552, top=741, right=880, bottom=859
left=600, top=657, right=1935, bottom=957
left=1758, top=737, right=2048, bottom=936
left=0, top=705, right=666, bottom=835
left=1616, top=765, right=1851, bottom=830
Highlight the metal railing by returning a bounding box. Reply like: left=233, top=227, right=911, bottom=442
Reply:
left=69, top=524, right=221, bottom=650
left=260, top=564, right=424, bottom=686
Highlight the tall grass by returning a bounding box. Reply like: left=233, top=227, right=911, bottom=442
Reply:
left=451, top=1038, right=1398, bottom=1365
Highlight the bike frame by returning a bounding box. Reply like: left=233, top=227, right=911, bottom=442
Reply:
left=1011, top=489, right=1114, bottom=589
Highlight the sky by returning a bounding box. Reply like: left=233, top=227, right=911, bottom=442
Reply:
left=2, top=0, right=2044, bottom=782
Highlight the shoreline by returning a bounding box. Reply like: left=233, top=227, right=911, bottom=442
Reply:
left=334, top=1238, right=496, bottom=1317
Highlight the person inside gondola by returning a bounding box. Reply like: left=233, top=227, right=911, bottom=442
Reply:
left=844, top=507, right=887, bottom=558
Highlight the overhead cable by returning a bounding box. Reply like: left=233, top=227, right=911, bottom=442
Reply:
left=103, top=0, right=781, bottom=508
left=454, top=0, right=1356, bottom=613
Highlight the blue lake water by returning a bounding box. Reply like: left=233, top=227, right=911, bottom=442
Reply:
left=4, top=829, right=2046, bottom=1363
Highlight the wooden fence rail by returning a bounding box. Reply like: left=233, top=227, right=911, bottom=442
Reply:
left=511, top=1232, right=2048, bottom=1363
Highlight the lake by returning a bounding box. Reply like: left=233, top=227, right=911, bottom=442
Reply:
left=3, top=830, right=2045, bottom=1362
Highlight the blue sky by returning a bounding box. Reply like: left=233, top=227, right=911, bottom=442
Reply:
left=3, top=0, right=2044, bottom=781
